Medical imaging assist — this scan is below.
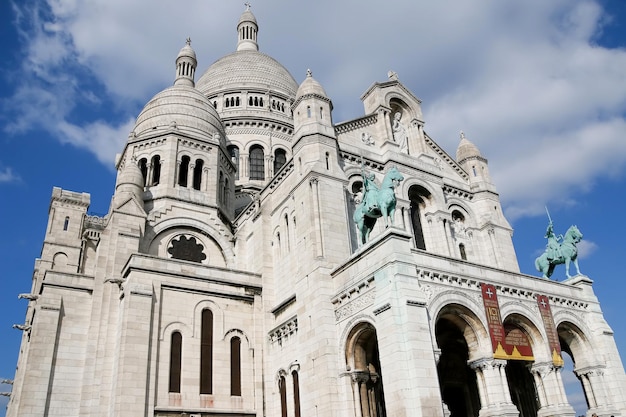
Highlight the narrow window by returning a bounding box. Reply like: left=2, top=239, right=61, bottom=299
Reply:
left=320, top=107, right=323, bottom=119
left=219, top=172, right=224, bottom=202
left=193, top=159, right=203, bottom=190
left=249, top=97, right=253, bottom=106
left=236, top=97, right=240, bottom=106
left=410, top=200, right=426, bottom=250
left=151, top=155, right=161, bottom=185
left=472, top=165, right=477, bottom=176
left=260, top=97, right=264, bottom=107
left=292, top=370, right=301, bottom=417
left=325, top=152, right=330, bottom=170
left=169, top=332, right=182, bottom=393
left=179, top=156, right=190, bottom=187
left=249, top=145, right=265, bottom=180
left=230, top=337, right=241, bottom=396
left=224, top=178, right=230, bottom=207
left=63, top=216, right=70, bottom=231
left=200, top=309, right=213, bottom=394
left=279, top=375, right=288, bottom=417
left=306, top=106, right=311, bottom=118
left=228, top=145, right=240, bottom=179
left=213, top=101, right=217, bottom=108
left=459, top=243, right=467, bottom=260
left=138, top=158, right=148, bottom=186
left=274, top=148, right=287, bottom=174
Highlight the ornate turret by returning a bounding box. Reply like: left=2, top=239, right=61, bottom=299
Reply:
left=175, top=38, right=197, bottom=87
left=292, top=69, right=334, bottom=141
left=456, top=131, right=492, bottom=183
left=237, top=3, right=259, bottom=52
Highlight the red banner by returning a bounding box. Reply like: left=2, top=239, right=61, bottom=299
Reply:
left=480, top=283, right=508, bottom=359
left=537, top=295, right=564, bottom=366
left=504, top=324, right=534, bottom=361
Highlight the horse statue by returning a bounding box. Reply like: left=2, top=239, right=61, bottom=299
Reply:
left=535, top=224, right=583, bottom=279
left=353, top=166, right=404, bottom=244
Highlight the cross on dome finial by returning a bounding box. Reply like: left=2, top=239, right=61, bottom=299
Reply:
left=186, top=37, right=191, bottom=46
left=306, top=69, right=312, bottom=77
left=244, top=2, right=251, bottom=10
left=460, top=131, right=466, bottom=140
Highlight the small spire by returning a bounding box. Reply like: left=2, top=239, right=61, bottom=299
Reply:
left=460, top=130, right=466, bottom=141
left=237, top=4, right=259, bottom=51
left=306, top=69, right=312, bottom=78
left=175, top=38, right=197, bottom=87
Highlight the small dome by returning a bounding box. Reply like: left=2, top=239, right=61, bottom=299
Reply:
left=117, top=159, right=144, bottom=188
left=177, top=38, right=196, bottom=62
left=115, top=159, right=144, bottom=201
left=132, top=85, right=225, bottom=139
left=239, top=9, right=257, bottom=25
left=456, top=131, right=483, bottom=163
left=295, top=69, right=328, bottom=100
left=196, top=50, right=298, bottom=99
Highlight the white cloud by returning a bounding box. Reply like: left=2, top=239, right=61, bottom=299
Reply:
left=4, top=0, right=626, bottom=220
left=0, top=166, right=21, bottom=184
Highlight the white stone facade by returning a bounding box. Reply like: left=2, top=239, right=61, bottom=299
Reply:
left=7, top=8, right=626, bottom=417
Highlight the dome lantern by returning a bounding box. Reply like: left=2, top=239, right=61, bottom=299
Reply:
left=175, top=38, right=197, bottom=87
left=237, top=3, right=259, bottom=52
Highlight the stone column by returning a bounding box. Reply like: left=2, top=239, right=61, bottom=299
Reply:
left=468, top=358, right=519, bottom=417
left=241, top=153, right=249, bottom=180
left=576, top=366, right=619, bottom=416
left=187, top=163, right=195, bottom=188
left=531, top=363, right=576, bottom=417
left=146, top=162, right=153, bottom=186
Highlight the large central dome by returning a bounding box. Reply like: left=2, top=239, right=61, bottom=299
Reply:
left=196, top=50, right=298, bottom=98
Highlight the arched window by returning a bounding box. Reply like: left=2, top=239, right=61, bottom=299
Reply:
left=249, top=145, right=265, bottom=180
left=63, top=216, right=70, bottom=231
left=169, top=332, right=182, bottom=393
left=230, top=337, right=241, bottom=396
left=151, top=155, right=161, bottom=185
left=408, top=185, right=430, bottom=251
left=249, top=97, right=253, bottom=106
left=306, top=105, right=311, bottom=118
left=228, top=145, right=240, bottom=179
left=292, top=370, right=301, bottom=417
left=224, top=178, right=230, bottom=208
left=219, top=172, right=224, bottom=203
left=279, top=375, right=288, bottom=417
left=236, top=97, right=240, bottom=106
left=200, top=309, right=213, bottom=394
left=178, top=156, right=190, bottom=187
left=274, top=148, right=287, bottom=175
left=193, top=159, right=203, bottom=190
left=138, top=158, right=148, bottom=185
left=459, top=243, right=467, bottom=260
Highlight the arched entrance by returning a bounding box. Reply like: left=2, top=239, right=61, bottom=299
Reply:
left=435, top=306, right=482, bottom=416
left=502, top=320, right=539, bottom=417
left=345, top=323, right=387, bottom=417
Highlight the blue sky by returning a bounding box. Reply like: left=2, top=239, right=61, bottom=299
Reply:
left=1, top=0, right=625, bottom=415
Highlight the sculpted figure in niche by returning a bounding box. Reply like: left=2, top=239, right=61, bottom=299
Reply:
left=451, top=216, right=467, bottom=238
left=392, top=112, right=408, bottom=154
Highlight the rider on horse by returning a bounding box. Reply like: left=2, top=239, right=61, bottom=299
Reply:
left=545, top=221, right=563, bottom=261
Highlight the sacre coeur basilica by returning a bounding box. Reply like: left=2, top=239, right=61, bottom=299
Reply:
left=6, top=6, right=626, bottom=417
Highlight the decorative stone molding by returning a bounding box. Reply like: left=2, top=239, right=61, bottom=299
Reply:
left=332, top=277, right=376, bottom=321
left=373, top=303, right=391, bottom=315
left=268, top=316, right=298, bottom=346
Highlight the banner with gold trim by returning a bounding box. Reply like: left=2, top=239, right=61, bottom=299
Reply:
left=480, top=283, right=508, bottom=359
left=537, top=294, right=564, bottom=366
